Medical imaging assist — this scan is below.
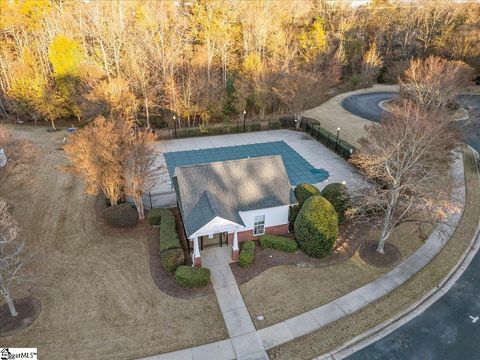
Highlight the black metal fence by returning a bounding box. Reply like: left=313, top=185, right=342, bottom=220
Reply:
left=303, top=117, right=357, bottom=159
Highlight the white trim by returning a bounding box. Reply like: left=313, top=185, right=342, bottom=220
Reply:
left=189, top=216, right=242, bottom=239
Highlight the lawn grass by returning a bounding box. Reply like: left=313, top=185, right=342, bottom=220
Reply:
left=240, top=161, right=452, bottom=330
left=267, top=147, right=479, bottom=359
left=1, top=126, right=227, bottom=359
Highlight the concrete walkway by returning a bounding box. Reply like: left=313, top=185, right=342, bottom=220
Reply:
left=152, top=247, right=268, bottom=360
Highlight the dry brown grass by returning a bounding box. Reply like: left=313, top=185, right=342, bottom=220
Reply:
left=0, top=126, right=227, bottom=359
left=267, top=147, right=479, bottom=359
left=240, top=165, right=452, bottom=330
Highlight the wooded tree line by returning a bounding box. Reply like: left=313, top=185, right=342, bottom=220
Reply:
left=0, top=0, right=479, bottom=130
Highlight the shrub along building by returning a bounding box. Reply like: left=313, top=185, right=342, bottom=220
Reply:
left=172, top=156, right=296, bottom=267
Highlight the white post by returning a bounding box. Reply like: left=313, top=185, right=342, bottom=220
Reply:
left=232, top=228, right=239, bottom=261
left=193, top=236, right=201, bottom=267
left=233, top=229, right=239, bottom=252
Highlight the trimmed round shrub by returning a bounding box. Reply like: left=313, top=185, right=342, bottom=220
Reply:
left=294, top=183, right=321, bottom=206
left=175, top=266, right=210, bottom=288
left=148, top=208, right=163, bottom=226
left=239, top=241, right=255, bottom=268
left=259, top=235, right=298, bottom=253
left=102, top=203, right=138, bottom=228
left=161, top=248, right=185, bottom=273
left=321, top=183, right=351, bottom=223
left=294, top=196, right=338, bottom=259
left=288, top=205, right=301, bottom=230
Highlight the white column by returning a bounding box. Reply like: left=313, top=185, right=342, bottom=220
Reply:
left=233, top=229, right=239, bottom=251
left=193, top=236, right=201, bottom=261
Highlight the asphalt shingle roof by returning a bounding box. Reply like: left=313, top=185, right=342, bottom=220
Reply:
left=173, top=155, right=296, bottom=237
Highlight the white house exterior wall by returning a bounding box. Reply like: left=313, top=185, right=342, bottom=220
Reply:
left=239, top=205, right=290, bottom=231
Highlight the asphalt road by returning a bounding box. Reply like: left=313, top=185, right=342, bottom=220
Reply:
left=347, top=230, right=480, bottom=360
left=342, top=93, right=480, bottom=359
left=341, top=92, right=480, bottom=152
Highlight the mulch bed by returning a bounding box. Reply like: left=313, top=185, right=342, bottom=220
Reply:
left=145, top=217, right=214, bottom=298
left=359, top=240, right=401, bottom=268
left=0, top=297, right=42, bottom=337
left=95, top=196, right=214, bottom=298
left=231, top=217, right=380, bottom=285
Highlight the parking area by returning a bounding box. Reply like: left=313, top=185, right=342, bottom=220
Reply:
left=147, top=130, right=367, bottom=208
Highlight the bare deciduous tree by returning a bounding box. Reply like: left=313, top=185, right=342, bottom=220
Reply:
left=123, top=130, right=160, bottom=220
left=399, top=56, right=473, bottom=112
left=64, top=116, right=131, bottom=206
left=273, top=71, right=326, bottom=128
left=0, top=199, right=25, bottom=317
left=350, top=101, right=459, bottom=254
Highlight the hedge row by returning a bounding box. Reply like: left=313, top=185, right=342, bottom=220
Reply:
left=148, top=208, right=163, bottom=226
left=259, top=235, right=298, bottom=253
left=161, top=248, right=185, bottom=273
left=175, top=266, right=210, bottom=287
left=239, top=241, right=255, bottom=268
left=158, top=208, right=181, bottom=253
left=175, top=123, right=262, bottom=138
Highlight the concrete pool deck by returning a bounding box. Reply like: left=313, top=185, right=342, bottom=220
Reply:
left=146, top=130, right=368, bottom=208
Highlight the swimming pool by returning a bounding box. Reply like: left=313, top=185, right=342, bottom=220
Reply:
left=164, top=141, right=329, bottom=186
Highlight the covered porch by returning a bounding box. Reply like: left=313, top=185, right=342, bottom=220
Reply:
left=189, top=227, right=240, bottom=267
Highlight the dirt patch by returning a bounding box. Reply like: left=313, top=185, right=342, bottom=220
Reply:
left=0, top=297, right=42, bottom=337
left=359, top=240, right=401, bottom=267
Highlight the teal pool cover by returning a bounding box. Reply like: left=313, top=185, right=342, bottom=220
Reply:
left=164, top=141, right=329, bottom=186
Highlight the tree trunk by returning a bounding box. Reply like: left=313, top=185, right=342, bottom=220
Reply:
left=51, top=117, right=56, bottom=131
left=135, top=194, right=145, bottom=220
left=377, top=192, right=396, bottom=254
left=1, top=278, right=18, bottom=317
left=6, top=295, right=18, bottom=317
left=144, top=97, right=150, bottom=129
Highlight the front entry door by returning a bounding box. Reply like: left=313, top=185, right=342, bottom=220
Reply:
left=200, top=232, right=227, bottom=250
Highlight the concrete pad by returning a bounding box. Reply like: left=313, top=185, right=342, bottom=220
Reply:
left=355, top=281, right=390, bottom=303
left=215, top=285, right=245, bottom=313
left=404, top=251, right=431, bottom=272
left=157, top=348, right=193, bottom=360
left=202, top=246, right=232, bottom=268
left=258, top=322, right=294, bottom=350
left=310, top=302, right=346, bottom=327
left=334, top=291, right=369, bottom=315
left=210, top=264, right=237, bottom=290
left=285, top=311, right=320, bottom=337
left=223, top=307, right=256, bottom=338
left=192, top=339, right=235, bottom=360
left=231, top=332, right=265, bottom=359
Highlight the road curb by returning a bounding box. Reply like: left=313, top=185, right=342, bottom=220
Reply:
left=319, top=146, right=480, bottom=360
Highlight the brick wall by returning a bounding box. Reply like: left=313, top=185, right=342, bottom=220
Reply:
left=237, top=223, right=289, bottom=242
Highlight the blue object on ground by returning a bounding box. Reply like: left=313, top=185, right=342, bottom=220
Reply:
left=164, top=141, right=329, bottom=186
left=67, top=127, right=76, bottom=134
